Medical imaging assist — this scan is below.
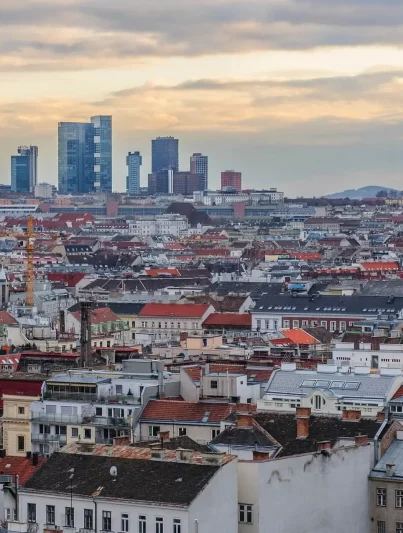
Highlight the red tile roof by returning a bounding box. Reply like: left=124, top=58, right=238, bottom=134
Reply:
left=0, top=311, right=18, bottom=326
left=141, top=399, right=232, bottom=423
left=145, top=268, right=180, bottom=277
left=280, top=328, right=318, bottom=345
left=140, top=303, right=210, bottom=318
left=193, top=249, right=230, bottom=257
left=71, top=307, right=122, bottom=325
left=361, top=261, right=400, bottom=271
left=203, top=313, right=251, bottom=327
left=0, top=456, right=47, bottom=485
left=392, top=385, right=403, bottom=400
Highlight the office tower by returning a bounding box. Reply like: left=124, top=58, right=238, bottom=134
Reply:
left=11, top=146, right=38, bottom=193
left=148, top=170, right=170, bottom=195
left=126, top=151, right=142, bottom=195
left=221, top=170, right=242, bottom=192
left=151, top=136, right=179, bottom=173
left=190, top=153, right=208, bottom=190
left=58, top=122, right=95, bottom=194
left=91, top=116, right=112, bottom=192
left=173, top=172, right=205, bottom=196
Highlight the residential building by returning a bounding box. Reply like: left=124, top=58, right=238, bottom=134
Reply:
left=19, top=448, right=237, bottom=533
left=190, top=153, right=208, bottom=190
left=194, top=188, right=284, bottom=205
left=304, top=217, right=341, bottom=233
left=128, top=214, right=189, bottom=237
left=34, top=183, right=53, bottom=199
left=92, top=115, right=112, bottom=192
left=137, top=303, right=214, bottom=340
left=58, top=122, right=95, bottom=194
left=2, top=394, right=40, bottom=456
left=221, top=170, right=242, bottom=192
left=151, top=136, right=179, bottom=173
left=11, top=146, right=38, bottom=193
left=126, top=151, right=142, bottom=195
left=257, top=362, right=402, bottom=416
left=173, top=171, right=205, bottom=195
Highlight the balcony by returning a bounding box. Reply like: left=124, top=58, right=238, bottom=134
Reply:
left=43, top=391, right=140, bottom=404
left=31, top=412, right=132, bottom=428
left=31, top=433, right=67, bottom=444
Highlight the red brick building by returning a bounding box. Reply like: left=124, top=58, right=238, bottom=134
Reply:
left=221, top=170, right=242, bottom=192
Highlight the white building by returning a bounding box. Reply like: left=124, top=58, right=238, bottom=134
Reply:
left=193, top=188, right=284, bottom=205
left=34, top=183, right=53, bottom=199
left=129, top=214, right=189, bottom=237
left=18, top=449, right=238, bottom=533
left=333, top=341, right=403, bottom=370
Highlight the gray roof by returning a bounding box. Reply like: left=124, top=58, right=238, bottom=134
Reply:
left=370, top=438, right=403, bottom=479
left=265, top=369, right=400, bottom=400
left=47, top=374, right=111, bottom=384
left=253, top=293, right=403, bottom=317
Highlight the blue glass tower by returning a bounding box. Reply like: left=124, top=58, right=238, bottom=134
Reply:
left=91, top=116, right=112, bottom=193
left=11, top=152, right=30, bottom=193
left=126, top=152, right=142, bottom=195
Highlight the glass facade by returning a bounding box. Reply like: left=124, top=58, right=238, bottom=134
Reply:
left=126, top=151, right=142, bottom=195
left=11, top=154, right=30, bottom=193
left=58, top=122, right=95, bottom=194
left=151, top=136, right=179, bottom=173
left=91, top=115, right=112, bottom=193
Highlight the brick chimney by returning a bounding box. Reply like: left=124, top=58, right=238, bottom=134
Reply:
left=253, top=450, right=270, bottom=461
left=342, top=409, right=361, bottom=421
left=355, top=434, right=369, bottom=446
left=377, top=411, right=386, bottom=423
left=158, top=430, right=170, bottom=442
left=317, top=440, right=332, bottom=452
left=237, top=413, right=254, bottom=427
left=296, top=407, right=311, bottom=439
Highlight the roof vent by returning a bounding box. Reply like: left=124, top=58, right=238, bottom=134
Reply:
left=110, top=466, right=117, bottom=477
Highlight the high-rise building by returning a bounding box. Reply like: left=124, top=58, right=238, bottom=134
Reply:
left=151, top=136, right=179, bottom=173
left=58, top=122, right=95, bottom=194
left=148, top=170, right=170, bottom=195
left=221, top=170, right=242, bottom=192
left=11, top=146, right=38, bottom=193
left=91, top=116, right=112, bottom=192
left=173, top=172, right=205, bottom=196
left=126, top=151, right=142, bottom=195
left=190, top=153, right=208, bottom=190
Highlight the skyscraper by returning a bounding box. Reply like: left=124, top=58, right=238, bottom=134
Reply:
left=11, top=146, right=38, bottom=193
left=173, top=172, right=205, bottom=196
left=58, top=122, right=95, bottom=194
left=91, top=116, right=112, bottom=192
left=190, top=153, right=208, bottom=190
left=126, top=151, right=142, bottom=195
left=148, top=170, right=170, bottom=195
left=221, top=170, right=242, bottom=192
left=151, top=136, right=179, bottom=173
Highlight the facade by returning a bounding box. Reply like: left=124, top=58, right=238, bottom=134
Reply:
left=126, top=151, right=142, bottom=195
left=2, top=394, right=39, bottom=456
left=194, top=188, right=284, bottom=205
left=173, top=172, right=205, bottom=195
left=58, top=122, right=95, bottom=194
left=190, top=153, right=208, bottom=190
left=34, top=183, right=53, bottom=199
left=151, top=136, right=179, bottom=173
left=128, top=214, right=189, bottom=237
left=92, top=115, right=112, bottom=192
left=304, top=217, right=341, bottom=233
left=221, top=170, right=242, bottom=192
left=148, top=170, right=170, bottom=195
left=11, top=146, right=38, bottom=193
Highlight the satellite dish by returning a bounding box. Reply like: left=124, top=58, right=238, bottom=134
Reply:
left=110, top=466, right=117, bottom=477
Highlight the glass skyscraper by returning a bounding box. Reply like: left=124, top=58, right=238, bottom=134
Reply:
left=11, top=146, right=38, bottom=193
left=91, top=116, right=112, bottom=193
left=190, top=152, right=208, bottom=190
left=151, top=136, right=179, bottom=173
left=126, top=152, right=142, bottom=195
left=58, top=122, right=95, bottom=194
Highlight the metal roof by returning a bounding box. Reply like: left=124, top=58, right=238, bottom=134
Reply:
left=370, top=439, right=403, bottom=479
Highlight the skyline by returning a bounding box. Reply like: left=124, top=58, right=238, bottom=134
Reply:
left=2, top=1, right=403, bottom=195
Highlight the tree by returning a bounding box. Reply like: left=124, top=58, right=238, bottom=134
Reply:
left=376, top=190, right=388, bottom=198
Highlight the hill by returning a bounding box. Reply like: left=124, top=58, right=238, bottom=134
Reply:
left=326, top=186, right=399, bottom=200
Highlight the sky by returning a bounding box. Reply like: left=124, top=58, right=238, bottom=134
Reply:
left=2, top=0, right=403, bottom=196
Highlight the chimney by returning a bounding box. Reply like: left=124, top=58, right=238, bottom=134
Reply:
left=377, top=411, right=386, bottom=423
left=157, top=360, right=165, bottom=399
left=317, top=440, right=332, bottom=452
left=355, top=434, right=369, bottom=446
left=158, top=430, right=170, bottom=442
left=113, top=435, right=130, bottom=446
left=237, top=413, right=254, bottom=427
left=176, top=449, right=193, bottom=463
left=386, top=464, right=396, bottom=476
left=253, top=450, right=270, bottom=461
left=32, top=452, right=38, bottom=466
left=296, top=407, right=311, bottom=439
left=342, top=409, right=361, bottom=421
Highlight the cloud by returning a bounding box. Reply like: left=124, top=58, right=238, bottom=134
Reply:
left=2, top=0, right=403, bottom=70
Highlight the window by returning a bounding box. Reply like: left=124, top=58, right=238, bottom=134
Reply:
left=65, top=507, right=74, bottom=527
left=17, top=436, right=25, bottom=451
left=121, top=513, right=129, bottom=533
left=132, top=321, right=135, bottom=328
left=46, top=505, right=55, bottom=525
left=320, top=321, right=327, bottom=327
left=377, top=522, right=386, bottom=533
left=302, top=320, right=308, bottom=326
left=211, top=380, right=218, bottom=389
left=396, top=490, right=403, bottom=508
left=173, top=519, right=181, bottom=533
left=340, top=321, right=347, bottom=331
left=95, top=407, right=103, bottom=416
left=18, top=406, right=25, bottom=415
left=156, top=517, right=163, bottom=533
left=148, top=425, right=160, bottom=437
left=71, top=427, right=78, bottom=437
left=283, top=320, right=290, bottom=328
left=377, top=488, right=387, bottom=507
left=314, top=395, right=322, bottom=410
left=330, top=321, right=337, bottom=332
left=102, top=510, right=112, bottom=531
left=27, top=504, right=36, bottom=523
left=178, top=427, right=187, bottom=436
left=293, top=320, right=299, bottom=328
left=239, top=504, right=253, bottom=524
left=84, top=509, right=93, bottom=530
left=116, top=385, right=123, bottom=394
left=139, top=515, right=146, bottom=533
left=211, top=429, right=220, bottom=439
left=84, top=428, right=91, bottom=440
left=397, top=524, right=403, bottom=533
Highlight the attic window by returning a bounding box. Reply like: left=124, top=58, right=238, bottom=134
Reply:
left=301, top=380, right=316, bottom=387
left=330, top=381, right=344, bottom=389
left=315, top=380, right=330, bottom=388
left=344, top=382, right=360, bottom=390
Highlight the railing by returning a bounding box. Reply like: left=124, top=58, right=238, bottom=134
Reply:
left=31, top=433, right=67, bottom=444
left=31, top=412, right=132, bottom=427
left=43, top=391, right=140, bottom=404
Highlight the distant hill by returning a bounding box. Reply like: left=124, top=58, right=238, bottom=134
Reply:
left=326, top=185, right=400, bottom=200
